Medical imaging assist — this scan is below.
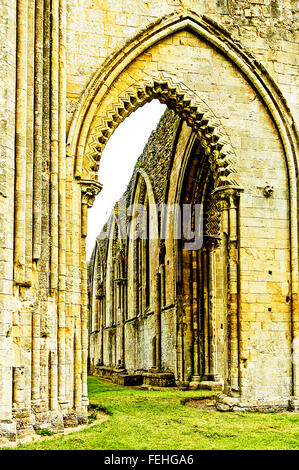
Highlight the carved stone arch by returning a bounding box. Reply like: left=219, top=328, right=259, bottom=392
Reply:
left=69, top=10, right=297, bottom=201
left=70, top=8, right=298, bottom=394
left=179, top=137, right=215, bottom=238
left=128, top=167, right=160, bottom=242
left=68, top=10, right=297, bottom=163
left=174, top=133, right=235, bottom=247
left=126, top=168, right=160, bottom=317
left=81, top=73, right=239, bottom=191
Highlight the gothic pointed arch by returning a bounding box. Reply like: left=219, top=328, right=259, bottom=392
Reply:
left=68, top=10, right=297, bottom=207
left=85, top=75, right=239, bottom=190
left=73, top=8, right=298, bottom=399
left=70, top=12, right=297, bottom=325
left=127, top=168, right=160, bottom=318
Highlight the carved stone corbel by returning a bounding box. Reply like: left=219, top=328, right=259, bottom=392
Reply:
left=79, top=179, right=103, bottom=208
left=78, top=179, right=103, bottom=237
left=211, top=186, right=243, bottom=210
left=204, top=186, right=243, bottom=243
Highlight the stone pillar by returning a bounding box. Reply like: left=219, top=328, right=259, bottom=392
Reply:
left=190, top=250, right=201, bottom=388
left=24, top=0, right=34, bottom=286
left=50, top=0, right=59, bottom=294
left=226, top=192, right=240, bottom=393
left=81, top=236, right=89, bottom=407
left=80, top=206, right=89, bottom=408
left=98, top=294, right=105, bottom=366
left=202, top=247, right=209, bottom=376
left=216, top=187, right=242, bottom=395
left=12, top=365, right=33, bottom=438
left=73, top=323, right=81, bottom=409
left=57, top=0, right=68, bottom=410
left=0, top=0, right=17, bottom=444
left=78, top=180, right=102, bottom=411
left=111, top=264, right=115, bottom=326
left=31, top=0, right=43, bottom=413
left=32, top=0, right=43, bottom=261
left=208, top=238, right=219, bottom=379
left=193, top=250, right=199, bottom=375
left=95, top=298, right=100, bottom=331
left=49, top=351, right=58, bottom=411
left=13, top=367, right=25, bottom=410
left=40, top=338, right=49, bottom=412
left=14, top=0, right=28, bottom=286
left=118, top=280, right=126, bottom=369
left=182, top=249, right=193, bottom=381
left=31, top=309, right=40, bottom=405
left=154, top=272, right=162, bottom=371
left=199, top=237, right=223, bottom=390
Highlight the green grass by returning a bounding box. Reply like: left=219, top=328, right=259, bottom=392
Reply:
left=35, top=428, right=55, bottom=437
left=12, top=377, right=299, bottom=450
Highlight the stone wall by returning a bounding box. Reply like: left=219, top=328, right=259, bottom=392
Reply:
left=66, top=0, right=298, bottom=130
left=79, top=3, right=297, bottom=408
left=0, top=0, right=298, bottom=444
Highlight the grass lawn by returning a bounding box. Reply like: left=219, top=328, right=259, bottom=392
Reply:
left=12, top=376, right=299, bottom=450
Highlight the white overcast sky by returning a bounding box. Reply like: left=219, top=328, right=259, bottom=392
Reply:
left=86, top=100, right=167, bottom=259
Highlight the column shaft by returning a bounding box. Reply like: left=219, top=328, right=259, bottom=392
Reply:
left=14, top=0, right=28, bottom=285
left=50, top=0, right=59, bottom=293
left=120, top=282, right=125, bottom=368
left=57, top=0, right=67, bottom=405
left=32, top=0, right=43, bottom=260
left=208, top=246, right=218, bottom=377
left=154, top=272, right=162, bottom=370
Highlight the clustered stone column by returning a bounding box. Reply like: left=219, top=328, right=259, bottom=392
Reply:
left=190, top=235, right=223, bottom=391
left=198, top=187, right=242, bottom=392
left=80, top=180, right=102, bottom=411
left=204, top=236, right=222, bottom=382
left=0, top=0, right=78, bottom=443
left=153, top=272, right=162, bottom=371
left=115, top=276, right=126, bottom=369
left=184, top=186, right=242, bottom=392
left=216, top=188, right=242, bottom=394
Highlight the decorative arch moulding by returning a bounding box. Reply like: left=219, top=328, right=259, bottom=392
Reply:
left=68, top=9, right=298, bottom=183
left=81, top=73, right=240, bottom=191
left=69, top=8, right=297, bottom=300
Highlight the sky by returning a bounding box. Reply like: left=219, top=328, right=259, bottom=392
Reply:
left=86, top=100, right=167, bottom=259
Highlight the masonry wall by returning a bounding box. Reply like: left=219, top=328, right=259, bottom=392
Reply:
left=89, top=89, right=294, bottom=403
left=0, top=0, right=16, bottom=430
left=0, top=0, right=298, bottom=445
left=0, top=0, right=91, bottom=445
left=66, top=0, right=298, bottom=132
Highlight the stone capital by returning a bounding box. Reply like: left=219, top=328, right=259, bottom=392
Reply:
left=78, top=179, right=103, bottom=208
left=96, top=283, right=105, bottom=298
left=114, top=277, right=127, bottom=286
left=211, top=185, right=244, bottom=210
left=205, top=235, right=222, bottom=250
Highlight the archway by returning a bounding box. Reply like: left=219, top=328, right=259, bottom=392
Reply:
left=1, top=4, right=298, bottom=445
left=69, top=10, right=298, bottom=407
left=173, top=134, right=242, bottom=392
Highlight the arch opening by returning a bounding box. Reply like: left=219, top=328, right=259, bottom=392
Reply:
left=81, top=11, right=298, bottom=407
left=86, top=99, right=166, bottom=259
